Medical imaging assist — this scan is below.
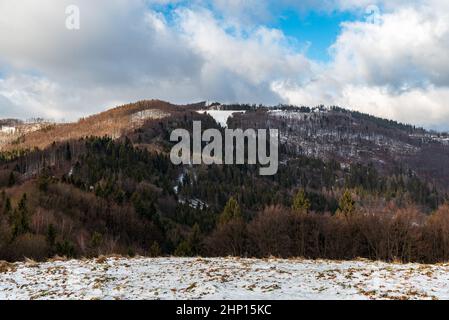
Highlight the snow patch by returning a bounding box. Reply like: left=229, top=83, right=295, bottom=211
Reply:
left=197, top=110, right=246, bottom=128
left=130, top=109, right=170, bottom=125
left=0, top=257, right=447, bottom=300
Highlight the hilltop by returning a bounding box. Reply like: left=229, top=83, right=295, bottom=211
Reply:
left=0, top=100, right=186, bottom=152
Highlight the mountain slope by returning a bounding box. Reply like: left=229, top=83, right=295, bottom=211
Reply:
left=0, top=100, right=185, bottom=152
left=0, top=100, right=449, bottom=263
left=227, top=105, right=449, bottom=191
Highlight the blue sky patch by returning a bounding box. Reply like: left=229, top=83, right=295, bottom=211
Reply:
left=270, top=9, right=358, bottom=61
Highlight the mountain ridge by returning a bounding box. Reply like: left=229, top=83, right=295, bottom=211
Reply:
left=1, top=99, right=448, bottom=151
left=2, top=99, right=449, bottom=191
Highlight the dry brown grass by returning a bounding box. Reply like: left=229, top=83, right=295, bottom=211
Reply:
left=96, top=255, right=108, bottom=264
left=47, top=255, right=68, bottom=262
left=24, top=257, right=39, bottom=267
left=0, top=261, right=16, bottom=273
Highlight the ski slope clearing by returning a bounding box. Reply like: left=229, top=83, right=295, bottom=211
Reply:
left=0, top=257, right=447, bottom=300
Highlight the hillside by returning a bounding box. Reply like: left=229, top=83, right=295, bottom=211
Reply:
left=0, top=100, right=185, bottom=152
left=227, top=105, right=449, bottom=191
left=1, top=100, right=449, bottom=263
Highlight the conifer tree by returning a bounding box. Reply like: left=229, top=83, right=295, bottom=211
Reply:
left=46, top=224, right=57, bottom=248
left=174, top=240, right=192, bottom=257
left=149, top=241, right=161, bottom=257
left=338, top=190, right=355, bottom=218
left=8, top=171, right=15, bottom=187
left=292, top=189, right=311, bottom=214
left=219, top=197, right=241, bottom=225
left=3, top=197, right=12, bottom=217
left=12, top=193, right=30, bottom=237
left=65, top=142, right=72, bottom=161
left=188, top=223, right=202, bottom=255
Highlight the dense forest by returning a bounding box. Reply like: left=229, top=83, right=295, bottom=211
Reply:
left=0, top=100, right=449, bottom=263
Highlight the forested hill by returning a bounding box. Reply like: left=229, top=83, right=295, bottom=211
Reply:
left=0, top=100, right=448, bottom=263
left=227, top=105, right=449, bottom=191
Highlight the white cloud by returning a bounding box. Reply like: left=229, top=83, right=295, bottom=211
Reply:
left=0, top=75, right=64, bottom=119
left=0, top=0, right=449, bottom=129
left=338, top=85, right=449, bottom=127
left=0, top=0, right=313, bottom=119
left=273, top=1, right=449, bottom=128
left=177, top=8, right=312, bottom=86
left=0, top=0, right=206, bottom=118
left=331, top=6, right=449, bottom=89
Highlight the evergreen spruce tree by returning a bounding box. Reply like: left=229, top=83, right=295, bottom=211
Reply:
left=12, top=194, right=30, bottom=238
left=7, top=171, right=15, bottom=187
left=338, top=190, right=356, bottom=218
left=174, top=240, right=192, bottom=257
left=149, top=241, right=161, bottom=257
left=3, top=197, right=12, bottom=217
left=188, top=223, right=202, bottom=255
left=292, top=189, right=311, bottom=214
left=65, top=142, right=72, bottom=161
left=46, top=224, right=57, bottom=248
left=219, top=196, right=241, bottom=225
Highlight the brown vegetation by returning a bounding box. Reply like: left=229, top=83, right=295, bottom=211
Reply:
left=0, top=100, right=189, bottom=152
left=205, top=203, right=449, bottom=264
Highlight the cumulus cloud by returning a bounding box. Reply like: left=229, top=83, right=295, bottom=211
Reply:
left=0, top=0, right=314, bottom=119
left=273, top=0, right=449, bottom=128
left=331, top=6, right=449, bottom=90
left=0, top=0, right=448, bottom=129
left=0, top=0, right=205, bottom=118
left=5, top=2, right=203, bottom=79
left=177, top=8, right=313, bottom=97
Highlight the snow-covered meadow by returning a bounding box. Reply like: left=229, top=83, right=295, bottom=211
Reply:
left=0, top=257, right=448, bottom=300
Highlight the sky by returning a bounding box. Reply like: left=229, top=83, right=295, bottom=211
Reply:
left=0, top=0, right=449, bottom=130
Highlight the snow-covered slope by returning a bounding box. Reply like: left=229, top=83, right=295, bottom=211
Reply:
left=0, top=257, right=447, bottom=300
left=197, top=110, right=246, bottom=127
